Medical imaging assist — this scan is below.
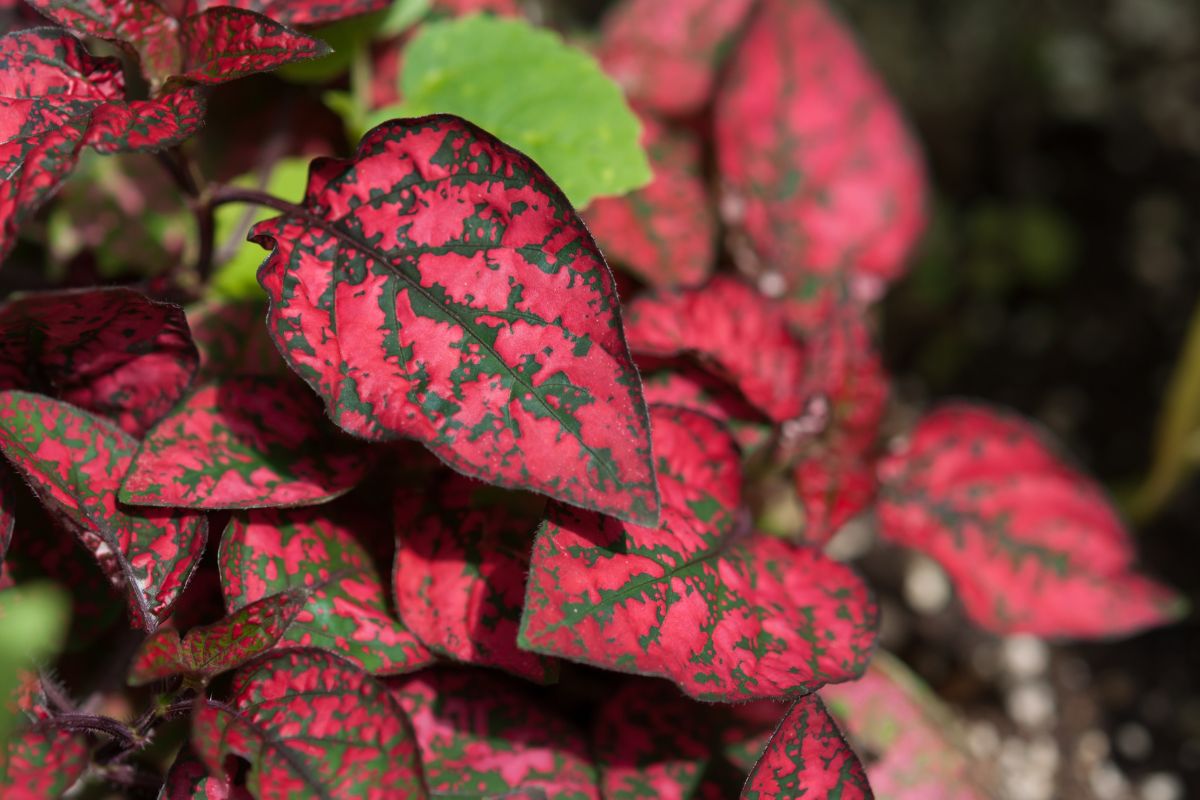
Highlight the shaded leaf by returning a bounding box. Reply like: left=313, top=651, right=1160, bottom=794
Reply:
left=877, top=403, right=1185, bottom=637
left=121, top=376, right=373, bottom=509
left=393, top=472, right=555, bottom=683
left=389, top=667, right=598, bottom=799
left=161, top=746, right=253, bottom=799
left=192, top=0, right=390, bottom=27
left=187, top=299, right=289, bottom=382
left=0, top=392, right=207, bottom=630
left=252, top=114, right=659, bottom=526
left=0, top=726, right=88, bottom=799
left=793, top=456, right=875, bottom=547
left=219, top=505, right=434, bottom=674
left=193, top=649, right=427, bottom=798
left=519, top=406, right=878, bottom=701
left=23, top=0, right=181, bottom=79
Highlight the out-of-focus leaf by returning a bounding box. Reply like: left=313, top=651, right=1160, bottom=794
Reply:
left=0, top=583, right=68, bottom=746
left=0, top=726, right=88, bottom=798
left=186, top=299, right=290, bottom=382
left=191, top=0, right=391, bottom=27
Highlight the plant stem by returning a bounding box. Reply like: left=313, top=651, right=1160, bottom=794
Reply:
left=37, top=713, right=137, bottom=746
left=210, top=185, right=306, bottom=217
left=155, top=149, right=199, bottom=199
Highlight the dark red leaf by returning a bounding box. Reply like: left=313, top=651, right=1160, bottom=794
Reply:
left=0, top=287, right=199, bottom=437
left=193, top=649, right=427, bottom=798
left=121, top=376, right=373, bottom=509
left=714, top=0, right=927, bottom=307
left=742, top=694, right=871, bottom=799
left=625, top=277, right=809, bottom=422
left=793, top=456, right=875, bottom=546
left=162, top=746, right=253, bottom=800
left=389, top=667, right=598, bottom=798
left=519, top=405, right=878, bottom=701
left=186, top=299, right=291, bottom=382
left=597, top=0, right=756, bottom=117
left=23, top=0, right=182, bottom=79
left=252, top=114, right=660, bottom=526
left=0, top=726, right=89, bottom=798
left=178, top=8, right=330, bottom=84
left=191, top=0, right=390, bottom=27
left=83, top=86, right=206, bottom=153
left=219, top=505, right=435, bottom=674
left=0, top=391, right=206, bottom=630
left=0, top=121, right=86, bottom=260
left=393, top=473, right=555, bottom=683
left=877, top=403, right=1185, bottom=637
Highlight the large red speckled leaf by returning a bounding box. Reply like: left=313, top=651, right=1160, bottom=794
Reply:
left=592, top=679, right=708, bottom=799
left=187, top=300, right=290, bottom=381
left=742, top=694, right=871, bottom=800
left=625, top=277, right=809, bottom=422
left=389, top=667, right=598, bottom=798
left=519, top=406, right=878, bottom=701
left=191, top=0, right=389, bottom=27
left=0, top=392, right=206, bottom=630
left=0, top=287, right=198, bottom=437
left=584, top=115, right=714, bottom=288
left=822, top=651, right=992, bottom=799
left=130, top=587, right=308, bottom=685
left=714, top=0, right=927, bottom=309
left=0, top=726, right=89, bottom=798
left=394, top=474, right=554, bottom=683
left=192, top=649, right=427, bottom=798
left=83, top=86, right=205, bottom=152
left=597, top=0, right=756, bottom=117
left=877, top=404, right=1184, bottom=637
left=121, top=376, right=372, bottom=509
left=23, top=0, right=181, bottom=79
left=0, top=122, right=84, bottom=260
left=252, top=114, right=659, bottom=526
left=219, top=505, right=434, bottom=674
left=177, top=9, right=330, bottom=84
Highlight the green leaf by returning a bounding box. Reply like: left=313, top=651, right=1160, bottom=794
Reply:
left=371, top=15, right=650, bottom=208
left=0, top=583, right=69, bottom=747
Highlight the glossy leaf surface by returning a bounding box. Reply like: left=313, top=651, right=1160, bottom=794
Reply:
left=220, top=505, right=434, bottom=674
left=389, top=668, right=598, bottom=799
left=878, top=403, right=1184, bottom=637
left=121, top=377, right=372, bottom=509
left=0, top=392, right=206, bottom=629
left=193, top=649, right=426, bottom=798
left=520, top=406, right=878, bottom=701
left=253, top=114, right=659, bottom=526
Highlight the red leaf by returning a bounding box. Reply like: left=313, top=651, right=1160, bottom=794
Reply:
left=0, top=391, right=207, bottom=630
left=121, top=376, right=373, bottom=509
left=23, top=0, right=182, bottom=78
left=178, top=8, right=330, bottom=84
left=597, top=0, right=757, bottom=117
left=130, top=587, right=308, bottom=684
left=162, top=747, right=253, bottom=800
left=393, top=473, right=555, bottom=683
left=219, top=504, right=435, bottom=674
left=0, top=287, right=199, bottom=437
left=625, top=277, right=809, bottom=422
left=714, top=0, right=927, bottom=304
left=877, top=403, right=1185, bottom=637
left=0, top=726, right=89, bottom=798
left=0, top=121, right=86, bottom=260
left=389, top=668, right=598, bottom=798
left=742, top=694, right=871, bottom=800
left=584, top=114, right=715, bottom=288
left=252, top=114, right=660, bottom=526
left=83, top=86, right=206, bottom=153
left=793, top=456, right=876, bottom=546
left=191, top=0, right=390, bottom=27
left=519, top=406, right=878, bottom=701
left=193, top=649, right=427, bottom=798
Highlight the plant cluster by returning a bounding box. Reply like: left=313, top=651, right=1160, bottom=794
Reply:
left=0, top=0, right=1183, bottom=797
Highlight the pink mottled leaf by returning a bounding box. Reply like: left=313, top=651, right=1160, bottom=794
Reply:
left=129, top=587, right=308, bottom=685
left=0, top=392, right=206, bottom=630
left=625, top=277, right=809, bottom=422
left=394, top=473, right=555, bottom=683
left=23, top=0, right=181, bottom=78
left=191, top=0, right=390, bottom=27
left=121, top=376, right=373, bottom=509
left=0, top=287, right=199, bottom=437
left=177, top=8, right=330, bottom=84
left=252, top=114, right=660, bottom=526
left=0, top=726, right=89, bottom=798
left=742, top=694, right=871, bottom=800
left=585, top=115, right=715, bottom=288
left=82, top=85, right=206, bottom=152
left=519, top=405, right=878, bottom=701
left=597, top=0, right=756, bottom=117
left=877, top=403, right=1185, bottom=637
left=219, top=504, right=435, bottom=674
left=193, top=649, right=427, bottom=798
left=389, top=667, right=598, bottom=798
left=715, top=0, right=927, bottom=311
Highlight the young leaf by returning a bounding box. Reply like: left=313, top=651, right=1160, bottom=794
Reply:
left=192, top=649, right=427, bottom=798
left=252, top=114, right=660, bottom=527
left=82, top=86, right=206, bottom=153
left=219, top=505, right=435, bottom=674
left=625, top=277, right=809, bottom=422
left=0, top=726, right=89, bottom=798
left=0, top=287, right=199, bottom=437
left=0, top=392, right=207, bottom=630
left=596, top=0, right=756, bottom=117
left=519, top=406, right=878, bottom=702
left=389, top=668, right=599, bottom=798
left=121, top=376, right=373, bottom=509
left=584, top=114, right=715, bottom=288
left=714, top=0, right=927, bottom=303
left=177, top=8, right=331, bottom=84
left=190, top=0, right=391, bottom=27
left=130, top=587, right=307, bottom=684
left=393, top=472, right=556, bottom=683
left=388, top=16, right=650, bottom=207
left=741, top=694, right=871, bottom=800
left=877, top=403, right=1185, bottom=637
